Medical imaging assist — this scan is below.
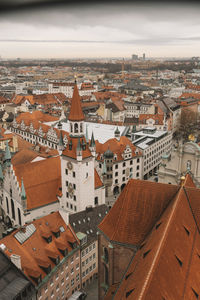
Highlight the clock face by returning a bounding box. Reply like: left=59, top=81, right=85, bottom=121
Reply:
left=67, top=161, right=73, bottom=170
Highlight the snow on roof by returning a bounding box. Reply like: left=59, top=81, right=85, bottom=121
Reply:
left=45, top=121, right=126, bottom=143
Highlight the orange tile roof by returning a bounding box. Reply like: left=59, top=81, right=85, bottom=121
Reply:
left=139, top=113, right=164, bottom=125
left=98, top=179, right=180, bottom=245
left=180, top=92, right=200, bottom=100
left=13, top=156, right=61, bottom=210
left=62, top=136, right=92, bottom=160
left=68, top=84, right=85, bottom=121
left=96, top=136, right=142, bottom=162
left=16, top=111, right=59, bottom=123
left=94, top=169, right=103, bottom=189
left=1, top=212, right=79, bottom=286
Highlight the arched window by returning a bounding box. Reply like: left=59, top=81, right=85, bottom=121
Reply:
left=94, top=197, right=98, bottom=205
left=70, top=123, right=73, bottom=133
left=6, top=197, right=9, bottom=214
left=11, top=199, right=15, bottom=220
left=74, top=123, right=78, bottom=133
left=18, top=208, right=21, bottom=226
left=80, top=123, right=83, bottom=133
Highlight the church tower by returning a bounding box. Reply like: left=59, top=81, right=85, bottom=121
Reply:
left=60, top=83, right=97, bottom=214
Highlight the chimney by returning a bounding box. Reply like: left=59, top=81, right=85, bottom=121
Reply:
left=11, top=254, right=21, bottom=269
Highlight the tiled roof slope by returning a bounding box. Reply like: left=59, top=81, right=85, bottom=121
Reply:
left=98, top=179, right=180, bottom=246
left=16, top=111, right=59, bottom=123
left=109, top=185, right=200, bottom=299
left=1, top=212, right=79, bottom=286
left=62, top=136, right=92, bottom=160
left=68, top=84, right=85, bottom=121
left=94, top=169, right=104, bottom=189
left=13, top=156, right=61, bottom=210
left=96, top=136, right=142, bottom=162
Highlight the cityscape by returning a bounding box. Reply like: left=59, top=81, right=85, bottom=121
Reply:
left=0, top=1, right=200, bottom=300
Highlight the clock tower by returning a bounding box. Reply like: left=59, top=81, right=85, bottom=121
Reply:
left=59, top=83, right=98, bottom=214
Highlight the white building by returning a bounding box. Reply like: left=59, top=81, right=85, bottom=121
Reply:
left=132, top=127, right=173, bottom=179
left=158, top=141, right=200, bottom=187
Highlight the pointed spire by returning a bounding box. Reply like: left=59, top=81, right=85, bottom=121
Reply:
left=21, top=177, right=26, bottom=200
left=68, top=84, right=85, bottom=121
left=59, top=131, right=64, bottom=147
left=4, top=141, right=11, bottom=161
left=90, top=132, right=95, bottom=148
left=85, top=125, right=89, bottom=144
left=102, top=159, right=107, bottom=175
left=0, top=163, right=3, bottom=181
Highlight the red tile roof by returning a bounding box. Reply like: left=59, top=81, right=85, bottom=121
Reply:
left=1, top=212, right=79, bottom=286
left=94, top=169, right=103, bottom=189
left=68, top=84, right=85, bottom=121
left=96, top=136, right=142, bottom=162
left=16, top=111, right=59, bottom=123
left=13, top=156, right=61, bottom=210
left=62, top=136, right=92, bottom=160
left=99, top=179, right=180, bottom=245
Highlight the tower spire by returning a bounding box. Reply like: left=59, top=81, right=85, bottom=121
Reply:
left=68, top=84, right=84, bottom=122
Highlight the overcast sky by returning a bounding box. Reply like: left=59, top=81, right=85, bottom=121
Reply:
left=0, top=2, right=200, bottom=59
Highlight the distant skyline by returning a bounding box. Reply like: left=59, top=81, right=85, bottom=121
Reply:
left=0, top=2, right=200, bottom=59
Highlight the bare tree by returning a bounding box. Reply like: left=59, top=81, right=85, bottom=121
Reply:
left=175, top=108, right=199, bottom=142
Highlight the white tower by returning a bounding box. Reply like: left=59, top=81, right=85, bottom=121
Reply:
left=60, top=83, right=96, bottom=213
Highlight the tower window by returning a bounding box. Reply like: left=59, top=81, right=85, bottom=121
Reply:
left=74, top=123, right=78, bottom=133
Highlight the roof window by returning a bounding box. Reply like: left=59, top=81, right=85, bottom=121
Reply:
left=155, top=222, right=162, bottom=230
left=126, top=288, right=135, bottom=298
left=183, top=226, right=190, bottom=236
left=125, top=272, right=133, bottom=280
left=191, top=288, right=199, bottom=299
left=139, top=242, right=146, bottom=250
left=143, top=250, right=151, bottom=258
left=175, top=255, right=183, bottom=267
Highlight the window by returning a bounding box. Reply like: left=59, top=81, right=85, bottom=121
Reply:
left=115, top=164, right=118, bottom=169
left=94, top=197, right=98, bottom=205
left=76, top=273, right=79, bottom=282
left=71, top=267, right=74, bottom=274
left=136, top=172, right=139, bottom=177
left=93, top=263, right=96, bottom=269
left=56, top=284, right=59, bottom=291
left=82, top=261, right=85, bottom=267
left=51, top=290, right=54, bottom=298
left=130, top=160, right=133, bottom=165
left=76, top=263, right=79, bottom=270
left=93, top=243, right=95, bottom=249
left=65, top=169, right=68, bottom=175
left=123, top=162, right=126, bottom=167
left=93, top=253, right=96, bottom=259
left=66, top=273, right=69, bottom=280
left=89, top=245, right=92, bottom=252
left=73, top=195, right=76, bottom=201
left=66, top=181, right=68, bottom=186
left=73, top=171, right=76, bottom=178
left=86, top=258, right=89, bottom=265
left=71, top=256, right=74, bottom=263
left=61, top=278, right=64, bottom=286
left=137, top=165, right=139, bottom=170
left=122, top=177, right=125, bottom=181
left=73, top=184, right=76, bottom=189
left=56, top=273, right=59, bottom=280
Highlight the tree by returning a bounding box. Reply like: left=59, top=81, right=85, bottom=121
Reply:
left=175, top=108, right=199, bottom=142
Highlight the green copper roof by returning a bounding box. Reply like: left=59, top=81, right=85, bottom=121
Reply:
left=0, top=164, right=3, bottom=181
left=58, top=131, right=64, bottom=147
left=90, top=132, right=95, bottom=148
left=85, top=125, right=89, bottom=144
left=115, top=127, right=120, bottom=134
left=76, top=137, right=82, bottom=152
left=4, top=141, right=11, bottom=161
left=102, top=159, right=107, bottom=175
left=21, top=178, right=27, bottom=200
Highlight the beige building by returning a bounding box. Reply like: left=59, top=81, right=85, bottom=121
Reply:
left=158, top=141, right=200, bottom=187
